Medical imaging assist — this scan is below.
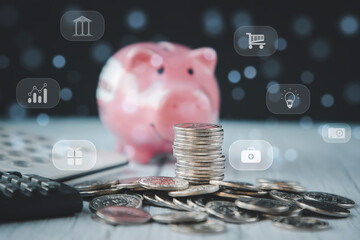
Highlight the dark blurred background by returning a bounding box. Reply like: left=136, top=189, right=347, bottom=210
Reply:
left=1, top=0, right=360, bottom=123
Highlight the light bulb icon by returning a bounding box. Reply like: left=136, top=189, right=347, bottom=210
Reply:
left=281, top=88, right=299, bottom=109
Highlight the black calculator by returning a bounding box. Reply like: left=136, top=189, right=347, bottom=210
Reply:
left=0, top=171, right=83, bottom=222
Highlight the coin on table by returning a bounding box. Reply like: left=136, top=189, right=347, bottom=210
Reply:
left=205, top=201, right=259, bottom=223
left=262, top=201, right=303, bottom=218
left=169, top=185, right=219, bottom=197
left=221, top=188, right=268, bottom=197
left=209, top=180, right=259, bottom=192
left=152, top=212, right=208, bottom=224
left=169, top=219, right=226, bottom=234
left=89, top=194, right=142, bottom=212
left=138, top=176, right=189, bottom=191
left=272, top=217, right=329, bottom=230
left=142, top=191, right=166, bottom=207
left=187, top=198, right=207, bottom=212
left=173, top=123, right=223, bottom=131
left=304, top=192, right=355, bottom=209
left=235, top=197, right=290, bottom=214
left=173, top=198, right=194, bottom=211
left=155, top=193, right=183, bottom=210
left=80, top=187, right=124, bottom=197
left=113, top=177, right=142, bottom=189
left=256, top=179, right=300, bottom=185
left=214, top=191, right=251, bottom=199
left=73, top=178, right=119, bottom=191
left=296, top=199, right=350, bottom=218
left=95, top=206, right=151, bottom=225
left=270, top=190, right=303, bottom=202
left=259, top=183, right=306, bottom=193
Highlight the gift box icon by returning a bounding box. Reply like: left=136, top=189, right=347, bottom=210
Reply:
left=67, top=147, right=83, bottom=166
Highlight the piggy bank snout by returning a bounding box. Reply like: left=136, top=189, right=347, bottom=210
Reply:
left=155, top=89, right=213, bottom=139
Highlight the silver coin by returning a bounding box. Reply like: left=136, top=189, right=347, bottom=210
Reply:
left=256, top=178, right=300, bottom=185
left=272, top=217, right=329, bottom=230
left=173, top=198, right=194, bottom=211
left=205, top=201, right=259, bottom=223
left=152, top=211, right=208, bottom=224
left=176, top=164, right=225, bottom=170
left=259, top=183, right=306, bottom=193
left=174, top=153, right=225, bottom=160
left=270, top=190, right=303, bottom=202
left=209, top=180, right=259, bottom=192
left=296, top=199, right=350, bottom=218
left=173, top=123, right=222, bottom=131
left=95, top=206, right=151, bottom=225
left=154, top=193, right=183, bottom=210
left=173, top=149, right=223, bottom=156
left=175, top=169, right=225, bottom=177
left=138, top=176, right=189, bottom=191
left=214, top=192, right=249, bottom=199
left=235, top=197, right=290, bottom=214
left=174, top=139, right=223, bottom=145
left=169, top=219, right=226, bottom=234
left=176, top=161, right=224, bottom=168
left=73, top=178, right=119, bottom=191
left=169, top=185, right=219, bottom=197
left=221, top=188, right=268, bottom=197
left=142, top=192, right=166, bottom=207
left=187, top=198, right=207, bottom=212
left=80, top=187, right=124, bottom=197
left=304, top=192, right=355, bottom=209
left=113, top=177, right=142, bottom=189
left=173, top=142, right=222, bottom=148
left=89, top=194, right=142, bottom=212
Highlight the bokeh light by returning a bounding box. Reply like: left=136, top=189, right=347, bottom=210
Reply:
left=321, top=94, right=335, bottom=108
left=267, top=81, right=280, bottom=94
left=299, top=116, right=313, bottom=129
left=126, top=9, right=147, bottom=31
left=309, top=38, right=331, bottom=61
left=300, top=70, right=314, bottom=84
left=261, top=58, right=282, bottom=79
left=228, top=70, right=241, bottom=84
left=8, top=103, right=26, bottom=121
left=0, top=55, right=10, bottom=69
left=20, top=47, right=44, bottom=70
left=340, top=15, right=358, bottom=35
left=232, top=11, right=252, bottom=29
left=61, top=88, right=73, bottom=101
left=344, top=82, right=360, bottom=105
left=91, top=41, right=113, bottom=64
left=243, top=66, right=257, bottom=79
left=231, top=87, right=245, bottom=101
left=293, top=16, right=313, bottom=37
left=237, top=36, right=249, bottom=50
left=52, top=55, right=66, bottom=69
left=275, top=37, right=287, bottom=51
left=284, top=148, right=298, bottom=161
left=36, top=113, right=50, bottom=127
left=202, top=9, right=224, bottom=36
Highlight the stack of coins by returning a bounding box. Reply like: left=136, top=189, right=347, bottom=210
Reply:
left=172, top=123, right=225, bottom=184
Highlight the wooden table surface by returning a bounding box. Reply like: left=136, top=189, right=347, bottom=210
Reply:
left=0, top=118, right=359, bottom=240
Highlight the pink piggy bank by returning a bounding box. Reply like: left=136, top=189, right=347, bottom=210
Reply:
left=96, top=42, right=220, bottom=163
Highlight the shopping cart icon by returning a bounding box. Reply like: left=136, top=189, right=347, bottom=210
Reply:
left=246, top=33, right=265, bottom=49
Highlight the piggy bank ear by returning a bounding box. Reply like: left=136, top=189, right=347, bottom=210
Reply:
left=189, top=47, right=217, bottom=71
left=124, top=47, right=159, bottom=70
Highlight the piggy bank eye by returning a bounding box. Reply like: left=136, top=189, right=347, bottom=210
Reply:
left=188, top=68, right=194, bottom=75
left=157, top=67, right=164, bottom=74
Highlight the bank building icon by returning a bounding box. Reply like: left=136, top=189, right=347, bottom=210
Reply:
left=73, top=16, right=93, bottom=37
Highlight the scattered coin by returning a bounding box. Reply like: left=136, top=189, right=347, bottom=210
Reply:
left=296, top=199, right=350, bottom=218
left=235, top=197, right=290, bottom=214
left=80, top=187, right=124, bottom=197
left=73, top=178, right=119, bottom=191
left=152, top=212, right=208, bottom=224
left=272, top=217, right=329, bottom=231
left=256, top=179, right=300, bottom=185
left=214, top=191, right=249, bottom=199
left=173, top=198, right=194, bottom=211
left=259, top=183, right=306, bottom=193
left=142, top=191, right=166, bottom=207
left=221, top=188, right=268, bottom=197
left=89, top=194, right=142, bottom=212
left=205, top=201, right=259, bottom=223
left=113, top=177, right=142, bottom=189
left=210, top=180, right=259, bottom=192
left=138, top=176, right=189, bottom=191
left=304, top=192, right=355, bottom=209
left=169, top=185, right=219, bottom=197
left=95, top=206, right=151, bottom=225
left=155, top=193, right=183, bottom=210
left=187, top=198, right=207, bottom=212
left=169, top=219, right=226, bottom=234
left=270, top=190, right=303, bottom=202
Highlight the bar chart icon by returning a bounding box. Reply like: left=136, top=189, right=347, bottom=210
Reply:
left=28, top=83, right=48, bottom=104
left=17, top=78, right=60, bottom=109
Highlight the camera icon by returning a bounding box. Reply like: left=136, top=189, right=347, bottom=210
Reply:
left=328, top=128, right=346, bottom=139
left=322, top=123, right=351, bottom=143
